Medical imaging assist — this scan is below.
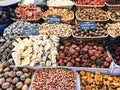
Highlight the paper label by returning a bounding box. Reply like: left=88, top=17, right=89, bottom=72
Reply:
left=79, top=21, right=96, bottom=30
left=47, top=15, right=61, bottom=24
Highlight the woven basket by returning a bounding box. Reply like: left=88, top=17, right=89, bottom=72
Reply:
left=106, top=2, right=120, bottom=10
left=75, top=3, right=105, bottom=8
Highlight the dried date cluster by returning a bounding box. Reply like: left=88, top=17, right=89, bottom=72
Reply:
left=32, top=68, right=76, bottom=90
left=0, top=67, right=32, bottom=90
left=108, top=42, right=120, bottom=65
left=0, top=35, right=17, bottom=66
left=15, top=3, right=42, bottom=20
left=57, top=40, right=112, bottom=68
left=73, top=23, right=108, bottom=37
left=80, top=71, right=120, bottom=90
left=76, top=8, right=108, bottom=20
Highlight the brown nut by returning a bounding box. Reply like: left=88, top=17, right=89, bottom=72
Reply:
left=24, top=78, right=31, bottom=85
left=16, top=82, right=23, bottom=89
left=12, top=77, right=19, bottom=84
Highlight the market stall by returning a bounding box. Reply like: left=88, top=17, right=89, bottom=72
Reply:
left=0, top=0, right=120, bottom=90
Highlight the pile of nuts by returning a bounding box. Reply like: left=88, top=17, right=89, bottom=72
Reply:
left=108, top=42, right=120, bottom=65
left=32, top=68, right=76, bottom=90
left=107, top=23, right=120, bottom=37
left=0, top=67, right=32, bottom=90
left=107, top=0, right=120, bottom=5
left=80, top=71, right=120, bottom=90
left=57, top=40, right=112, bottom=68
left=15, top=3, right=42, bottom=20
left=76, top=8, right=109, bottom=21
left=110, top=11, right=120, bottom=20
left=73, top=23, right=108, bottom=37
left=39, top=23, right=72, bottom=37
left=12, top=35, right=59, bottom=66
left=3, top=21, right=39, bottom=36
left=0, top=35, right=17, bottom=67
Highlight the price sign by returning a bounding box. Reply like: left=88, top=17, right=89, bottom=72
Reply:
left=79, top=21, right=96, bottom=30
left=22, top=26, right=39, bottom=36
left=47, top=15, right=61, bottom=24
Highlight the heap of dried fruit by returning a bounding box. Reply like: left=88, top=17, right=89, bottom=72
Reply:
left=76, top=8, right=109, bottom=21
left=73, top=23, right=108, bottom=37
left=80, top=71, right=120, bottom=90
left=0, top=67, right=32, bottom=90
left=39, top=23, right=72, bottom=37
left=108, top=41, right=120, bottom=65
left=32, top=68, right=76, bottom=90
left=107, top=23, right=120, bottom=37
left=107, top=0, right=120, bottom=5
left=15, top=3, right=42, bottom=20
left=43, top=8, right=74, bottom=20
left=12, top=35, right=59, bottom=66
left=75, top=0, right=105, bottom=5
left=0, top=35, right=17, bottom=67
left=57, top=40, right=112, bottom=68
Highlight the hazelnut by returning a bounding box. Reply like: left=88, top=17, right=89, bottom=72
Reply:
left=22, top=68, right=29, bottom=73
left=20, top=75, right=26, bottom=81
left=0, top=78, right=5, bottom=85
left=12, top=77, right=19, bottom=84
left=16, top=71, right=23, bottom=77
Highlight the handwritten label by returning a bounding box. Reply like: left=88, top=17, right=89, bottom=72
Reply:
left=47, top=15, right=61, bottom=24
left=59, top=66, right=68, bottom=70
left=80, top=21, right=96, bottom=30
left=22, top=26, right=39, bottom=36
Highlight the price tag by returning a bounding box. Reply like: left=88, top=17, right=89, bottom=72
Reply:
left=80, top=21, right=96, bottom=30
left=47, top=15, right=61, bottom=24
left=34, top=0, right=46, bottom=5
left=22, top=26, right=39, bottom=36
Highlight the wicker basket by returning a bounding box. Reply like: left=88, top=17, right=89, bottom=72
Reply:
left=42, top=11, right=74, bottom=24
left=75, top=3, right=105, bottom=8
left=76, top=10, right=110, bottom=22
left=106, top=2, right=120, bottom=10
